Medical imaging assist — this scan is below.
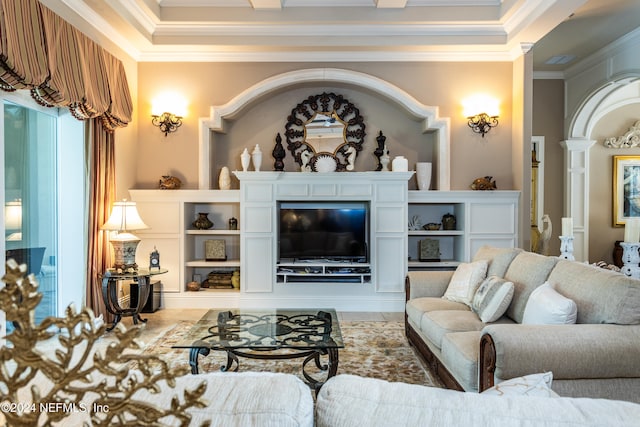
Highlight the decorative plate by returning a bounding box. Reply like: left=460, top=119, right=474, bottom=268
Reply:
left=314, top=155, right=338, bottom=173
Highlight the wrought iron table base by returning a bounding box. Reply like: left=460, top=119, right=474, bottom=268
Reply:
left=101, top=273, right=152, bottom=332
left=188, top=346, right=339, bottom=391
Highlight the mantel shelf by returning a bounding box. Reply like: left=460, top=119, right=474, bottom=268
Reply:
left=186, top=229, right=240, bottom=235
left=408, top=230, right=464, bottom=236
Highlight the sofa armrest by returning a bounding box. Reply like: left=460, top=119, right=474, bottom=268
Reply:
left=405, top=270, right=454, bottom=301
left=479, top=324, right=640, bottom=392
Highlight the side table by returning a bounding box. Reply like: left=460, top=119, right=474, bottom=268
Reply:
left=100, top=268, right=167, bottom=331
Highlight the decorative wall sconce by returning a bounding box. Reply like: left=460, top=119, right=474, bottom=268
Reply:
left=467, top=113, right=499, bottom=137
left=151, top=92, right=187, bottom=136
left=152, top=112, right=183, bottom=136
left=463, top=94, right=500, bottom=138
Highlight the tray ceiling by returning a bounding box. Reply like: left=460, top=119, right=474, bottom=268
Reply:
left=42, top=0, right=640, bottom=70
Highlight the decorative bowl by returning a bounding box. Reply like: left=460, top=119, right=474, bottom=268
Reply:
left=423, top=223, right=441, bottom=231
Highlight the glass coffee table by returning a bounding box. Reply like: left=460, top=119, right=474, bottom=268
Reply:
left=172, top=308, right=343, bottom=390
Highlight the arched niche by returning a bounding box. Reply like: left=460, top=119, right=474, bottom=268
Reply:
left=564, top=76, right=640, bottom=261
left=198, top=68, right=450, bottom=189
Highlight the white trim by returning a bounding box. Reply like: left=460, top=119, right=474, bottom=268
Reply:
left=198, top=68, right=450, bottom=190
left=138, top=50, right=517, bottom=63
left=560, top=138, right=596, bottom=262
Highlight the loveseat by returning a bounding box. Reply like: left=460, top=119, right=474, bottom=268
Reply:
left=405, top=245, right=640, bottom=402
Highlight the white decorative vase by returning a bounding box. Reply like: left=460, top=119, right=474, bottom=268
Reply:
left=240, top=148, right=250, bottom=172
left=416, top=162, right=432, bottom=190
left=392, top=156, right=408, bottom=172
left=380, top=152, right=390, bottom=171
left=218, top=166, right=231, bottom=190
left=251, top=144, right=262, bottom=171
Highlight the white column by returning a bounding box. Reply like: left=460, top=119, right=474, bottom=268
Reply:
left=560, top=139, right=596, bottom=262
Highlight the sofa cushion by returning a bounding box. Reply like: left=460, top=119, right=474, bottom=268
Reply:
left=504, top=251, right=559, bottom=323
left=548, top=260, right=640, bottom=325
left=472, top=276, right=514, bottom=323
left=440, top=331, right=482, bottom=391
left=316, top=374, right=640, bottom=427
left=472, top=245, right=522, bottom=278
left=522, top=282, right=577, bottom=325
left=482, top=372, right=558, bottom=397
left=443, top=260, right=488, bottom=306
left=406, top=297, right=470, bottom=326
left=420, top=311, right=485, bottom=350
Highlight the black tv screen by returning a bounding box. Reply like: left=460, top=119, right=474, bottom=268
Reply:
left=278, top=202, right=369, bottom=262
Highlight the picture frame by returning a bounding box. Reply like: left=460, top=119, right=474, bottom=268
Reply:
left=613, top=155, right=640, bottom=226
left=205, top=239, right=227, bottom=261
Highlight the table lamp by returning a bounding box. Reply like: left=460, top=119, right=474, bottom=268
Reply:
left=102, top=200, right=149, bottom=271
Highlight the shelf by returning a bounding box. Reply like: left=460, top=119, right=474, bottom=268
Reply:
left=408, top=230, right=463, bottom=236
left=186, top=259, right=241, bottom=268
left=186, top=229, right=240, bottom=235
left=276, top=263, right=371, bottom=284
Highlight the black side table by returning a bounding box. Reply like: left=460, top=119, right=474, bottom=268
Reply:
left=100, top=268, right=167, bottom=331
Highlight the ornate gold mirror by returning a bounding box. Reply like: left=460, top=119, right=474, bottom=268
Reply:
left=285, top=92, right=365, bottom=172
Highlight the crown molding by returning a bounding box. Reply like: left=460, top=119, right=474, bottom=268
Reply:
left=138, top=49, right=515, bottom=62
left=533, top=71, right=565, bottom=80
left=564, top=27, right=640, bottom=80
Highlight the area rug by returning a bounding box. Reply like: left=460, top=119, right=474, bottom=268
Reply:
left=141, top=320, right=443, bottom=388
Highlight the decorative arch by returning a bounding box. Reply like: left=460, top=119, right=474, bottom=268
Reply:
left=198, top=68, right=450, bottom=189
left=563, top=76, right=640, bottom=261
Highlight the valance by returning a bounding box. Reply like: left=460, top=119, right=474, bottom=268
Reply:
left=0, top=0, right=132, bottom=131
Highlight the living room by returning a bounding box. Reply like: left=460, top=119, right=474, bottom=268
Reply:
left=2, top=0, right=640, bottom=425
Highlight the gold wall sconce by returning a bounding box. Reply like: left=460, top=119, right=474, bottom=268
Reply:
left=151, top=92, right=187, bottom=136
left=463, top=95, right=500, bottom=138
left=152, top=112, right=182, bottom=136
left=467, top=113, right=499, bottom=137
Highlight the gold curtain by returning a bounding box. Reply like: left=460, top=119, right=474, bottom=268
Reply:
left=0, top=0, right=132, bottom=130
left=85, top=118, right=116, bottom=323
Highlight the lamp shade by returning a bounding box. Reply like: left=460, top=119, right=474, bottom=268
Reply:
left=5, top=199, right=22, bottom=231
left=102, top=201, right=148, bottom=232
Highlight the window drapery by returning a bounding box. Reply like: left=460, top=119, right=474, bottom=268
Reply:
left=0, top=0, right=131, bottom=319
left=0, top=0, right=132, bottom=131
left=86, top=118, right=116, bottom=324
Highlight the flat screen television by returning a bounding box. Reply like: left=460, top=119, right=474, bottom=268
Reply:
left=278, top=201, right=369, bottom=263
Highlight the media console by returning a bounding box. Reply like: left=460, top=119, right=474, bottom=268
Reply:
left=276, top=261, right=371, bottom=284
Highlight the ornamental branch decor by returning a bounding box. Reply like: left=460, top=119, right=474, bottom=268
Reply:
left=284, top=92, right=365, bottom=172
left=0, top=259, right=209, bottom=427
left=604, top=120, right=640, bottom=148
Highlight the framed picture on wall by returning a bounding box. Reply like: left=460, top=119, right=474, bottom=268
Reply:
left=613, top=155, right=640, bottom=226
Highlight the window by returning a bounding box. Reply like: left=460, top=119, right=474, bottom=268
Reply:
left=2, top=92, right=85, bottom=331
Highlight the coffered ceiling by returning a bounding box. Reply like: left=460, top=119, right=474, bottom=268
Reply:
left=45, top=0, right=640, bottom=72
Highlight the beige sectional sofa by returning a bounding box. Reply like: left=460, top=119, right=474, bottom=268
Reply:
left=405, top=245, right=640, bottom=402
left=315, top=374, right=640, bottom=427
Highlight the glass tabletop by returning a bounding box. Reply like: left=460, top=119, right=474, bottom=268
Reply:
left=101, top=268, right=168, bottom=279
left=172, top=308, right=344, bottom=350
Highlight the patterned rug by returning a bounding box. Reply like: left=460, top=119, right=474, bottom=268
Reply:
left=141, top=320, right=443, bottom=388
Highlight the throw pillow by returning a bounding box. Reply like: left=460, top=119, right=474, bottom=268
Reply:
left=443, top=260, right=488, bottom=306
left=481, top=372, right=558, bottom=397
left=472, top=276, right=514, bottom=323
left=522, top=282, right=578, bottom=324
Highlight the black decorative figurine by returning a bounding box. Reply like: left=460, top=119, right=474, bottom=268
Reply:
left=272, top=133, right=286, bottom=171
left=374, top=131, right=387, bottom=171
